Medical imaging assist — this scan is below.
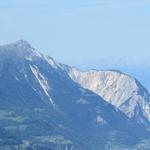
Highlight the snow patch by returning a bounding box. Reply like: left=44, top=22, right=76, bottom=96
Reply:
left=96, top=115, right=106, bottom=125
left=44, top=56, right=60, bottom=69
left=30, top=65, right=55, bottom=105
left=25, top=49, right=42, bottom=61
left=77, top=98, right=89, bottom=105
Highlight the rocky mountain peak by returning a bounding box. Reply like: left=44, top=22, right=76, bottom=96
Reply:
left=65, top=66, right=150, bottom=129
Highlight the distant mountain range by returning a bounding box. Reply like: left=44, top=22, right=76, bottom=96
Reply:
left=0, top=40, right=149, bottom=150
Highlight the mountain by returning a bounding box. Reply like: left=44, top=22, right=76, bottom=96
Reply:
left=0, top=40, right=149, bottom=150
left=64, top=66, right=150, bottom=129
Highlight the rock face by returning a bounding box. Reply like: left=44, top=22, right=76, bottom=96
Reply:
left=64, top=66, right=150, bottom=129
left=0, top=40, right=149, bottom=150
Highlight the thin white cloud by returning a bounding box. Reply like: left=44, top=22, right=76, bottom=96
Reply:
left=62, top=0, right=150, bottom=16
left=0, top=0, right=149, bottom=18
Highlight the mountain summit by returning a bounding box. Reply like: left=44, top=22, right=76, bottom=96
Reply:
left=12, top=39, right=32, bottom=48
left=0, top=39, right=41, bottom=59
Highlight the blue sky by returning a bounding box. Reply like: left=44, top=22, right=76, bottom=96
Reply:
left=0, top=0, right=150, bottom=66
